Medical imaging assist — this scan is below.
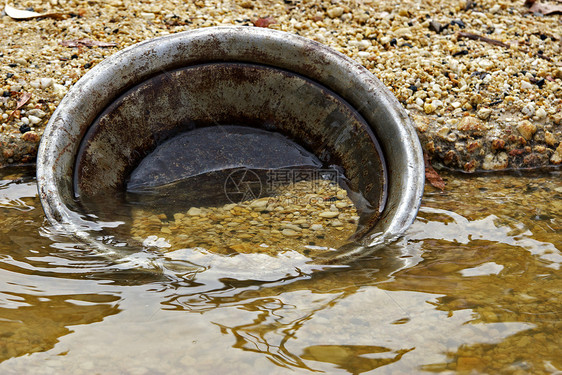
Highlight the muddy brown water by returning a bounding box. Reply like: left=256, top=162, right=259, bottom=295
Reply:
left=0, top=166, right=560, bottom=374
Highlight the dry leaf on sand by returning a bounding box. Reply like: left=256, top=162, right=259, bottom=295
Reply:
left=525, top=0, right=562, bottom=15
left=8, top=92, right=32, bottom=121
left=424, top=153, right=446, bottom=191
left=4, top=4, right=65, bottom=20
left=253, top=17, right=276, bottom=28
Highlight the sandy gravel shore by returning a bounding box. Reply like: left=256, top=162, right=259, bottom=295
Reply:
left=1, top=0, right=561, bottom=171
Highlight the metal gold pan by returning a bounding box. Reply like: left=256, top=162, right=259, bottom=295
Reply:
left=37, top=26, right=424, bottom=263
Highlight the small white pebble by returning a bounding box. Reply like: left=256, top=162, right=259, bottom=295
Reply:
left=326, top=6, right=344, bottom=18
left=535, top=107, right=546, bottom=120
left=282, top=229, right=300, bottom=237
left=223, top=203, right=237, bottom=211
left=28, top=108, right=46, bottom=118
left=356, top=40, right=371, bottom=50
left=249, top=199, right=268, bottom=210
left=30, top=79, right=41, bottom=89
left=21, top=117, right=29, bottom=125
left=140, top=12, right=156, bottom=20
left=28, top=115, right=41, bottom=125
left=424, top=102, right=437, bottom=114
left=380, top=36, right=391, bottom=44
left=394, top=27, right=412, bottom=38
left=187, top=207, right=202, bottom=216
left=319, top=211, right=339, bottom=218
left=335, top=201, right=348, bottom=209
left=520, top=81, right=533, bottom=90
left=447, top=133, right=458, bottom=142
left=53, top=83, right=67, bottom=98
left=521, top=103, right=535, bottom=117
left=310, top=224, right=323, bottom=231
left=282, top=223, right=301, bottom=232
left=437, top=126, right=449, bottom=138
left=477, top=107, right=492, bottom=120
left=40, top=77, right=53, bottom=89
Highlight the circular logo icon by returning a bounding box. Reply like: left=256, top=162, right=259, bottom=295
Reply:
left=224, top=168, right=262, bottom=204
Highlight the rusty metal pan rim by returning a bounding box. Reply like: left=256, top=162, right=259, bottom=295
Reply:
left=37, top=26, right=424, bottom=262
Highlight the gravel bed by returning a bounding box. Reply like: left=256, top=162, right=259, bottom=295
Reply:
left=0, top=0, right=561, bottom=171
left=129, top=178, right=359, bottom=258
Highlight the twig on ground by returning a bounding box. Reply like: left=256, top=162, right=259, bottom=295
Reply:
left=457, top=32, right=511, bottom=48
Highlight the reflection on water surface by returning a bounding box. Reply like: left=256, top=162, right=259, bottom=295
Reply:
left=0, top=167, right=560, bottom=374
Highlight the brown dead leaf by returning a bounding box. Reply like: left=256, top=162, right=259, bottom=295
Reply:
left=424, top=153, right=446, bottom=191
left=525, top=0, right=562, bottom=14
left=7, top=92, right=31, bottom=121
left=4, top=4, right=66, bottom=20
left=253, top=17, right=277, bottom=28
left=61, top=39, right=117, bottom=48
left=16, top=92, right=32, bottom=108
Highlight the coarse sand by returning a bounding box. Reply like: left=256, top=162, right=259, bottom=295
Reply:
left=1, top=0, right=561, bottom=171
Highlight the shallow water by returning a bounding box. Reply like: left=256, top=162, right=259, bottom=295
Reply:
left=127, top=177, right=359, bottom=258
left=0, top=166, right=560, bottom=374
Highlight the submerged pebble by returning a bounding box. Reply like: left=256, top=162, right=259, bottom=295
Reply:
left=318, top=211, right=339, bottom=218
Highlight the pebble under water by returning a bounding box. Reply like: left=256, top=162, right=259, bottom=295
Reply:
left=0, top=166, right=560, bottom=374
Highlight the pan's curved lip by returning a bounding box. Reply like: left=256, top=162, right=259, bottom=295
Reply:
left=37, top=26, right=424, bottom=262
